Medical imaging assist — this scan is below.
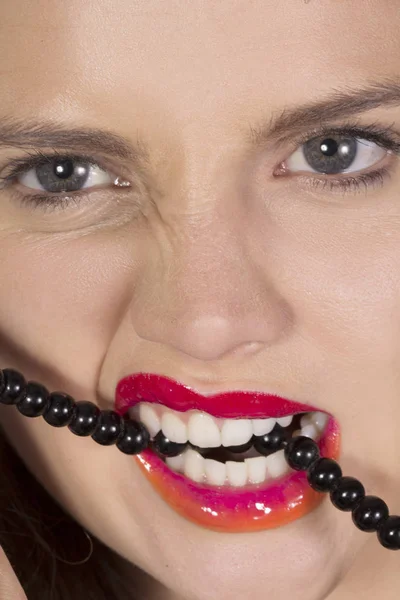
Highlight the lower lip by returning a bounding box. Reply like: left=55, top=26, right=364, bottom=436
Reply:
left=133, top=418, right=341, bottom=533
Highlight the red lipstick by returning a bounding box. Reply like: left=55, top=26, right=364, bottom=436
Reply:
left=115, top=373, right=341, bottom=533
left=115, top=372, right=323, bottom=418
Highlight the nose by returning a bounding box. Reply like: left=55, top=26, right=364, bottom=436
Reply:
left=130, top=211, right=293, bottom=363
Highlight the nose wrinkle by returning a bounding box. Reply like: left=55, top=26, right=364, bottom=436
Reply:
left=130, top=216, right=292, bottom=360
left=131, top=254, right=292, bottom=361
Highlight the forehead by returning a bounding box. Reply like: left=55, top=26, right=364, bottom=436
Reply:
left=0, top=1, right=399, bottom=143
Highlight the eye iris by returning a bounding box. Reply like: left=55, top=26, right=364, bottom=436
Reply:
left=303, top=136, right=357, bottom=174
left=36, top=158, right=90, bottom=192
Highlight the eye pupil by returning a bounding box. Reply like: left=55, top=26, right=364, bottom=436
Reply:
left=320, top=138, right=338, bottom=157
left=53, top=159, right=75, bottom=180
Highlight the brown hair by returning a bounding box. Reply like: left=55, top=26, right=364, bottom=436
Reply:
left=0, top=427, right=141, bottom=599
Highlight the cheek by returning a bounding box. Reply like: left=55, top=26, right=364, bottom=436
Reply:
left=0, top=230, right=156, bottom=564
left=0, top=233, right=134, bottom=384
left=260, top=199, right=400, bottom=356
left=305, top=246, right=400, bottom=357
left=263, top=209, right=400, bottom=500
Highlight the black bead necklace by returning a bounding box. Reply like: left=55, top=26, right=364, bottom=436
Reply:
left=0, top=368, right=399, bottom=551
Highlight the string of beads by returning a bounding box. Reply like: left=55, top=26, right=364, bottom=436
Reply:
left=0, top=367, right=398, bottom=550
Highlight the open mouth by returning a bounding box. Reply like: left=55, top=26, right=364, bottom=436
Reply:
left=130, top=403, right=329, bottom=488
left=116, top=374, right=341, bottom=532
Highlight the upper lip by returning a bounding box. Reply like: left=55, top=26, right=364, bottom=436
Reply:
left=115, top=373, right=324, bottom=419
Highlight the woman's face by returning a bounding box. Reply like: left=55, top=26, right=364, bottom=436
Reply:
left=0, top=1, right=399, bottom=598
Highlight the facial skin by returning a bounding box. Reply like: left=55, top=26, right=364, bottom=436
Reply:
left=0, top=0, right=399, bottom=598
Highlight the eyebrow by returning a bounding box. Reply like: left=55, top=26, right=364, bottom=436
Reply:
left=250, top=78, right=400, bottom=146
left=0, top=117, right=149, bottom=166
left=0, top=79, right=400, bottom=163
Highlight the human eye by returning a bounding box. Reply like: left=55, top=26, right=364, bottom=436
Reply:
left=0, top=151, right=131, bottom=212
left=276, top=124, right=400, bottom=193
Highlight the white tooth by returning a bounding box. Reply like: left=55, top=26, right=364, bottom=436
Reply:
left=252, top=418, right=276, bottom=436
left=184, top=448, right=205, bottom=483
left=311, top=411, right=329, bottom=432
left=245, top=456, right=268, bottom=484
left=301, top=423, right=318, bottom=440
left=188, top=412, right=221, bottom=448
left=166, top=453, right=186, bottom=473
left=161, top=412, right=187, bottom=443
left=221, top=419, right=253, bottom=447
left=300, top=414, right=312, bottom=428
left=139, top=403, right=161, bottom=438
left=204, top=459, right=226, bottom=486
left=266, top=449, right=289, bottom=479
left=276, top=415, right=293, bottom=428
left=226, top=461, right=248, bottom=487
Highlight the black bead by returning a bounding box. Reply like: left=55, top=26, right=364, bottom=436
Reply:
left=16, top=381, right=50, bottom=417
left=226, top=438, right=254, bottom=453
left=92, top=410, right=124, bottom=446
left=284, top=436, right=320, bottom=471
left=330, top=476, right=365, bottom=511
left=377, top=515, right=400, bottom=550
left=116, top=419, right=150, bottom=455
left=352, top=495, right=390, bottom=532
left=253, top=424, right=288, bottom=456
left=0, top=369, right=26, bottom=405
left=43, top=392, right=76, bottom=427
left=152, top=431, right=187, bottom=457
left=307, top=457, right=342, bottom=492
left=68, top=401, right=100, bottom=436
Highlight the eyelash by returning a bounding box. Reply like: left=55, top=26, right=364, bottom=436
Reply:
left=282, top=122, right=400, bottom=193
left=0, top=150, right=115, bottom=213
left=0, top=123, right=400, bottom=212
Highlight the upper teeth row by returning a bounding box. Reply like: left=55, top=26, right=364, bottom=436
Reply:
left=129, top=403, right=329, bottom=448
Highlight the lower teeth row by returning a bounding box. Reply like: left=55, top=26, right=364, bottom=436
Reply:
left=166, top=447, right=291, bottom=486
left=158, top=412, right=328, bottom=488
